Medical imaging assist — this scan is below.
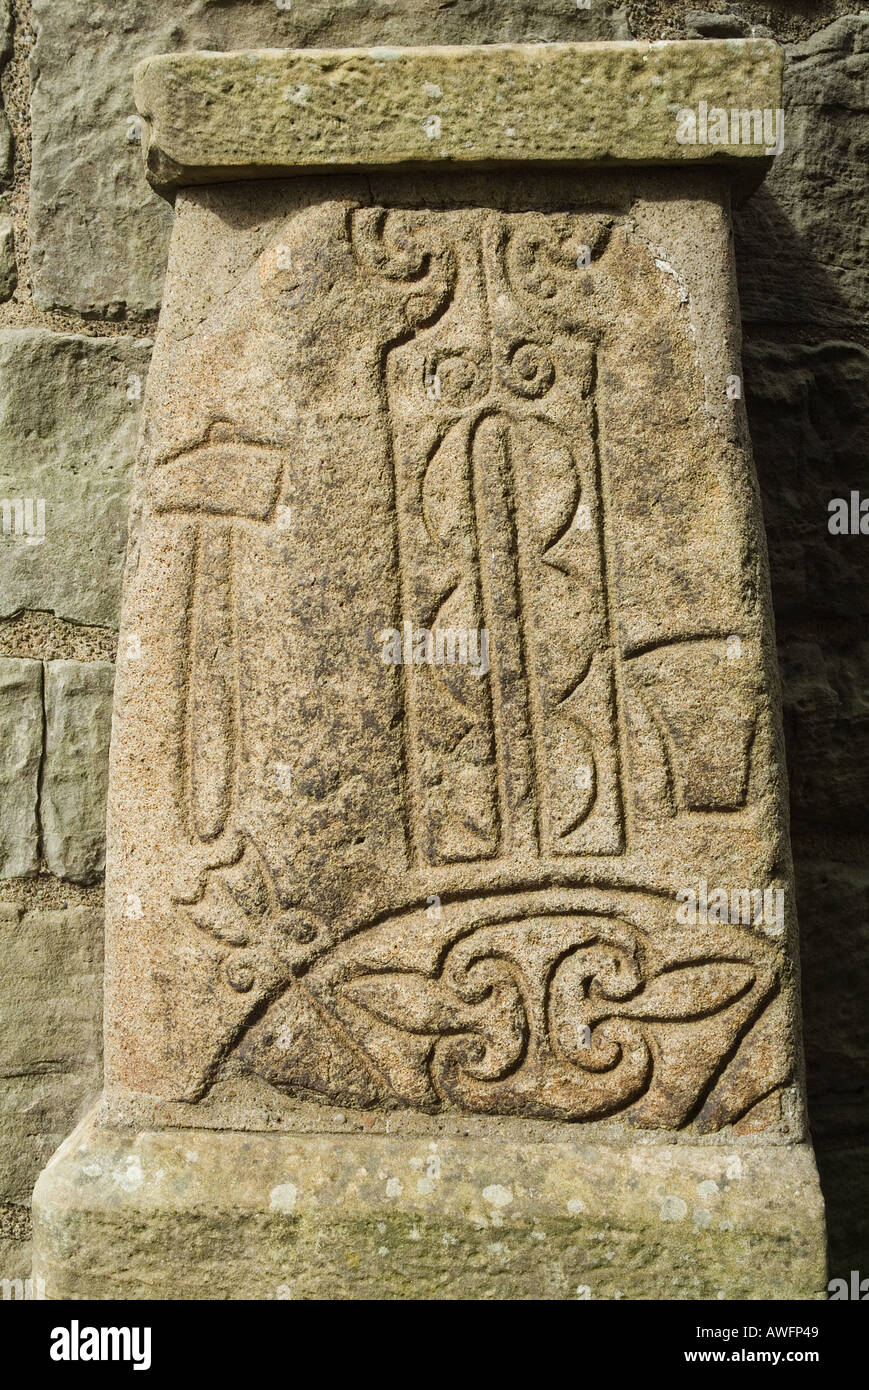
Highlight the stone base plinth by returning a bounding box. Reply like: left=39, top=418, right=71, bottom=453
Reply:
left=32, top=1106, right=826, bottom=1300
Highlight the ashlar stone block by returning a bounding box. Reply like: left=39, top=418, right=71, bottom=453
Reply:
left=0, top=658, right=42, bottom=878
left=0, top=905, right=103, bottom=1208
left=33, top=40, right=826, bottom=1301
left=0, top=330, right=151, bottom=627
left=736, top=15, right=869, bottom=332
left=42, top=660, right=115, bottom=884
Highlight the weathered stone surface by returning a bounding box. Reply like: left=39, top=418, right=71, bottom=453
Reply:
left=100, top=162, right=804, bottom=1136
left=35, top=40, right=825, bottom=1300
left=135, top=41, right=783, bottom=191
left=0, top=0, right=10, bottom=63
left=752, top=345, right=869, bottom=836
left=815, top=1139, right=869, bottom=1279
left=736, top=15, right=869, bottom=331
left=42, top=661, right=115, bottom=884
left=0, top=1191, right=32, bottom=1288
left=0, top=330, right=151, bottom=627
left=29, top=1, right=629, bottom=315
left=0, top=110, right=10, bottom=183
left=0, top=205, right=16, bottom=302
left=33, top=1113, right=826, bottom=1299
left=0, top=0, right=11, bottom=185
left=0, top=659, right=42, bottom=879
left=779, top=640, right=869, bottom=823
left=0, top=906, right=102, bottom=1208
left=0, top=656, right=115, bottom=882
left=745, top=339, right=869, bottom=621
left=685, top=11, right=751, bottom=40
left=0, top=1234, right=33, bottom=1290
left=796, top=854, right=869, bottom=1107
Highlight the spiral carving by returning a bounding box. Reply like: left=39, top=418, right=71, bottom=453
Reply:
left=498, top=340, right=556, bottom=399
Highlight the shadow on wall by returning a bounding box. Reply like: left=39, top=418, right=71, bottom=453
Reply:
left=736, top=186, right=869, bottom=1278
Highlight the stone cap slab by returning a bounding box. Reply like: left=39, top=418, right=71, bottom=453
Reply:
left=134, top=40, right=784, bottom=193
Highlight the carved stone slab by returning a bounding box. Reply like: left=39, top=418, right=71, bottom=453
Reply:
left=35, top=42, right=826, bottom=1301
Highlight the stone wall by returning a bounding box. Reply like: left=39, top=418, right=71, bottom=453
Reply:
left=0, top=0, right=866, bottom=1289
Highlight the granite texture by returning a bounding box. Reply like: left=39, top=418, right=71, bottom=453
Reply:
left=21, top=38, right=828, bottom=1298
left=103, top=163, right=803, bottom=1149
left=2, top=2, right=865, bottom=1295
